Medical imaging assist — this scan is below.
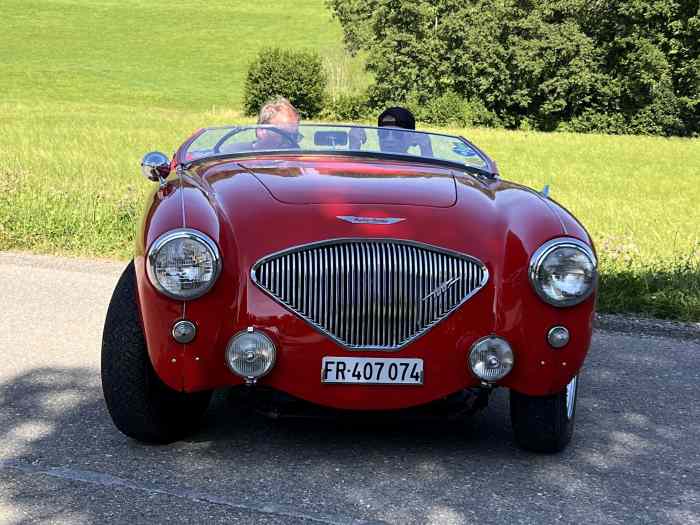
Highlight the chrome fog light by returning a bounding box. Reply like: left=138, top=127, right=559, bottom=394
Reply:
left=547, top=326, right=570, bottom=348
left=469, top=336, right=514, bottom=382
left=172, top=320, right=197, bottom=344
left=226, top=329, right=276, bottom=381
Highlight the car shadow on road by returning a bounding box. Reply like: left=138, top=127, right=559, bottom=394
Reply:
left=1, top=333, right=698, bottom=524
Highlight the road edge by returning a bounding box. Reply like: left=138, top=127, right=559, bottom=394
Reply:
left=595, top=313, right=700, bottom=341
left=2, top=251, right=698, bottom=341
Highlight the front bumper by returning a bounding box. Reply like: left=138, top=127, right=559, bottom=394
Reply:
left=135, top=255, right=594, bottom=409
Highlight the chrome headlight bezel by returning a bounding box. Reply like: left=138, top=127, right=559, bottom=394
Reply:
left=146, top=228, right=222, bottom=300
left=225, top=330, right=277, bottom=381
left=469, top=336, right=515, bottom=382
left=529, top=238, right=597, bottom=307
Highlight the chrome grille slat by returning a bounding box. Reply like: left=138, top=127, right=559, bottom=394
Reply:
left=252, top=239, right=488, bottom=350
left=343, top=244, right=350, bottom=343
left=389, top=243, right=397, bottom=345
left=362, top=243, right=369, bottom=347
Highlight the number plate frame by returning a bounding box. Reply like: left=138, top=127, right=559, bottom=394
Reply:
left=321, top=357, right=424, bottom=385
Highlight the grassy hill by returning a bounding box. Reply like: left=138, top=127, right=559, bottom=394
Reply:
left=0, top=1, right=699, bottom=321
left=1, top=0, right=357, bottom=110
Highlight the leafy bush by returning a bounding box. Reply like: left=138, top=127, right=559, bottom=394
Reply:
left=410, top=91, right=501, bottom=128
left=243, top=48, right=327, bottom=118
left=562, top=110, right=630, bottom=135
left=462, top=98, right=502, bottom=128
left=416, top=91, right=465, bottom=126
left=327, top=0, right=700, bottom=136
left=321, top=92, right=371, bottom=121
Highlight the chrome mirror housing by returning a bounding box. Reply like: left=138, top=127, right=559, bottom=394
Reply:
left=141, top=151, right=171, bottom=184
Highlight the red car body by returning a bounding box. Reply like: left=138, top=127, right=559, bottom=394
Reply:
left=132, top=131, right=595, bottom=412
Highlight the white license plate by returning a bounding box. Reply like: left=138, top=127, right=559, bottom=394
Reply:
left=321, top=357, right=423, bottom=385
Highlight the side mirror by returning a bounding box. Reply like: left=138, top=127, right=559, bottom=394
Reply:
left=141, top=151, right=171, bottom=183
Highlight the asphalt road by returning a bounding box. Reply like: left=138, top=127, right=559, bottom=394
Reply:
left=1, top=252, right=698, bottom=525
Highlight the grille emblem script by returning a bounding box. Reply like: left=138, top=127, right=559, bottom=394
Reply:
left=422, top=277, right=462, bottom=302
left=337, top=216, right=406, bottom=225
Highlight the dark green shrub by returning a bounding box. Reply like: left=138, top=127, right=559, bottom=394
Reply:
left=415, top=92, right=502, bottom=128
left=243, top=48, right=327, bottom=119
left=417, top=91, right=466, bottom=126
left=321, top=92, right=371, bottom=121
left=565, top=113, right=625, bottom=134
left=463, top=99, right=501, bottom=128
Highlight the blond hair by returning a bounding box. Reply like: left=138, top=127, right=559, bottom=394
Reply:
left=257, top=97, right=300, bottom=124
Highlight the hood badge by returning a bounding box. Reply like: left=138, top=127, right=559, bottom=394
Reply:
left=337, top=216, right=406, bottom=225
left=422, top=277, right=462, bottom=302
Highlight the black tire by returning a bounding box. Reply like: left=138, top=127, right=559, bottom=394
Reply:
left=101, top=261, right=212, bottom=444
left=510, top=375, right=579, bottom=453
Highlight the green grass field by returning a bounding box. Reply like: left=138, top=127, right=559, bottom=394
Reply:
left=1, top=1, right=699, bottom=321
left=2, top=0, right=367, bottom=110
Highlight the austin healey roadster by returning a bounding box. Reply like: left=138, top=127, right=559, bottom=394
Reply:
left=101, top=124, right=597, bottom=452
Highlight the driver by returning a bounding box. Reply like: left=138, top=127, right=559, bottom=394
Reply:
left=377, top=107, right=433, bottom=157
left=219, top=97, right=301, bottom=154
left=254, top=96, right=301, bottom=149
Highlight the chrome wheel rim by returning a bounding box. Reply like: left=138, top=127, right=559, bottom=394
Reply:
left=565, top=376, right=578, bottom=420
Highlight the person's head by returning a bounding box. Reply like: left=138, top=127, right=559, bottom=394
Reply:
left=256, top=97, right=301, bottom=148
left=378, top=107, right=415, bottom=130
left=378, top=107, right=416, bottom=153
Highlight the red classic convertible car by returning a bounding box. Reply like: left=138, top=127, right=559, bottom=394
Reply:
left=102, top=124, right=597, bottom=452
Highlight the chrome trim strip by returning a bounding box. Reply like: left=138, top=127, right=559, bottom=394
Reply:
left=566, top=375, right=578, bottom=419
left=528, top=237, right=598, bottom=307
left=146, top=228, right=222, bottom=301
left=337, top=216, right=406, bottom=225
left=250, top=238, right=489, bottom=351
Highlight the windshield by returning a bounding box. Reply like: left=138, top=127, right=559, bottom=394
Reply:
left=183, top=124, right=491, bottom=172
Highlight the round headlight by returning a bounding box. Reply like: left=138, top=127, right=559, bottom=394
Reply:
left=529, top=238, right=597, bottom=307
left=147, top=229, right=221, bottom=300
left=226, top=330, right=276, bottom=380
left=469, top=336, right=514, bottom=382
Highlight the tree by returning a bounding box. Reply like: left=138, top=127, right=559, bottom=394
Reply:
left=327, top=0, right=699, bottom=135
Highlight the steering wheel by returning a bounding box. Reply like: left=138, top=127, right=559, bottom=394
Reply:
left=212, top=126, right=299, bottom=154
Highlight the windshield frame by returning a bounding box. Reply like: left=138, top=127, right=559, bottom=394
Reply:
left=175, top=124, right=498, bottom=177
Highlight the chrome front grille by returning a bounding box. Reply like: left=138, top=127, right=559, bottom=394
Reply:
left=252, top=239, right=488, bottom=350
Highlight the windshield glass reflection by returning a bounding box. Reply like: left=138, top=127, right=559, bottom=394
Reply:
left=185, top=125, right=488, bottom=171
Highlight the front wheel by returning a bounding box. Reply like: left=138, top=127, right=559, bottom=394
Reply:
left=510, top=375, right=579, bottom=453
left=101, top=261, right=212, bottom=444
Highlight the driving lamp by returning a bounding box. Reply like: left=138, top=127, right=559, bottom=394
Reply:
left=172, top=320, right=197, bottom=344
left=547, top=326, right=570, bottom=348
left=529, top=238, right=597, bottom=307
left=147, top=229, right=221, bottom=300
left=226, top=329, right=277, bottom=382
left=469, top=336, right=514, bottom=382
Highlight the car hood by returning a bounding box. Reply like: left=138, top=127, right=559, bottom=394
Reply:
left=176, top=155, right=591, bottom=342
left=237, top=158, right=457, bottom=207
